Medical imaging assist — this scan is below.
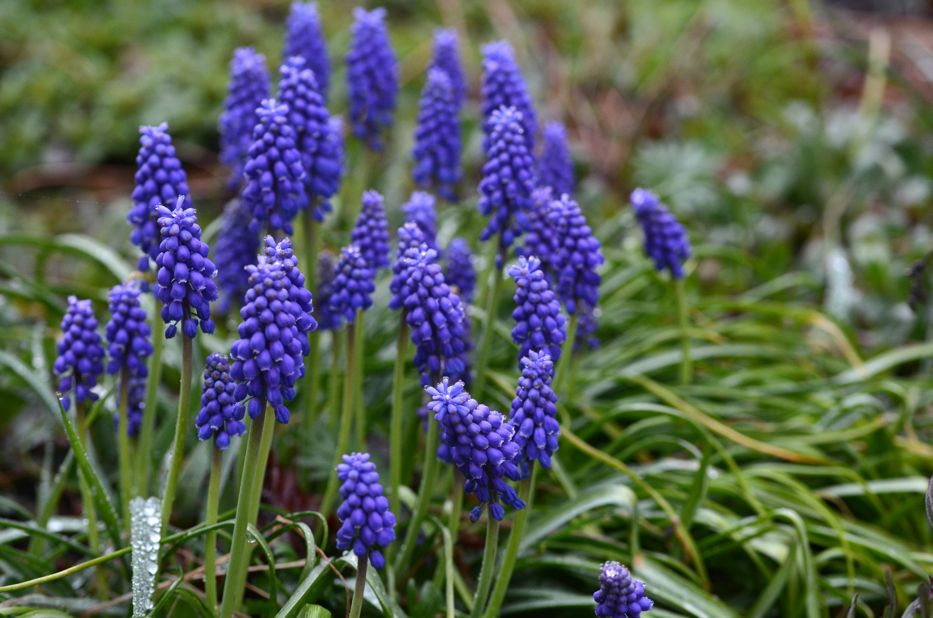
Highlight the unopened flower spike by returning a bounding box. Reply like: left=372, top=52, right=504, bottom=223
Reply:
left=630, top=188, right=691, bottom=279
left=314, top=250, right=339, bottom=331
left=335, top=452, right=397, bottom=569
left=105, top=282, right=153, bottom=436
left=430, top=28, right=466, bottom=106
left=509, top=350, right=559, bottom=471
left=283, top=2, right=330, bottom=100
left=425, top=378, right=525, bottom=521
left=593, top=561, right=653, bottom=618
left=154, top=196, right=218, bottom=339
left=551, top=194, right=603, bottom=315
left=346, top=7, right=398, bottom=150
left=214, top=199, right=259, bottom=313
left=445, top=238, right=476, bottom=305
left=196, top=353, right=246, bottom=450
left=412, top=68, right=462, bottom=201
left=351, top=190, right=391, bottom=270
left=54, top=296, right=105, bottom=411
left=241, top=99, right=306, bottom=235
left=538, top=122, right=574, bottom=197
left=129, top=123, right=191, bottom=271
left=219, top=48, right=271, bottom=190
left=328, top=245, right=376, bottom=329
left=481, top=41, right=537, bottom=153
left=508, top=255, right=566, bottom=366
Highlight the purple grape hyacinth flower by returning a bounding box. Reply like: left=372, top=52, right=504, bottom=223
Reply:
left=445, top=238, right=476, bottom=305
left=551, top=194, right=603, bottom=315
left=154, top=197, right=218, bottom=339
left=391, top=246, right=470, bottom=385
left=278, top=56, right=342, bottom=221
left=593, top=561, right=653, bottom=618
left=214, top=199, right=259, bottom=313
left=351, top=190, right=391, bottom=270
left=538, top=122, right=574, bottom=197
left=520, top=187, right=560, bottom=275
left=346, top=7, right=398, bottom=151
left=219, top=48, right=271, bottom=190
left=195, top=353, right=246, bottom=450
left=508, top=255, right=566, bottom=366
left=105, top=281, right=153, bottom=436
left=314, top=250, right=339, bottom=331
left=402, top=191, right=437, bottom=251
left=412, top=69, right=462, bottom=201
left=328, top=245, right=375, bottom=329
left=54, top=296, right=105, bottom=411
left=430, top=28, right=466, bottom=106
left=425, top=378, right=524, bottom=521
left=335, top=452, right=397, bottom=569
left=129, top=123, right=191, bottom=271
left=282, top=2, right=330, bottom=100
left=389, top=222, right=428, bottom=309
left=229, top=251, right=316, bottom=425
left=481, top=41, right=536, bottom=153
left=241, top=99, right=307, bottom=235
left=478, top=106, right=537, bottom=260
left=262, top=236, right=317, bottom=340
left=630, top=188, right=691, bottom=279
left=509, top=350, right=559, bottom=471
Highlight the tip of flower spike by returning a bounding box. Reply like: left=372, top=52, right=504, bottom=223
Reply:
left=507, top=255, right=542, bottom=279
left=232, top=47, right=266, bottom=72
left=489, top=106, right=525, bottom=133
left=630, top=187, right=661, bottom=214
left=482, top=40, right=515, bottom=63
left=139, top=122, right=169, bottom=138
left=543, top=121, right=566, bottom=140
left=352, top=6, right=386, bottom=25
left=425, top=67, right=454, bottom=96
left=520, top=349, right=553, bottom=376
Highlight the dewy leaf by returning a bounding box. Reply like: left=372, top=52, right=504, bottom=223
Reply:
left=130, top=496, right=162, bottom=617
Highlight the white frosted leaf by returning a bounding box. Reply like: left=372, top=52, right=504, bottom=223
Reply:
left=130, top=496, right=162, bottom=617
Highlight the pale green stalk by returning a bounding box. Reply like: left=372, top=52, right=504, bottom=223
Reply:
left=674, top=278, right=692, bottom=385
left=116, top=366, right=133, bottom=525
left=135, top=324, right=163, bottom=496
left=395, top=419, right=440, bottom=577
left=348, top=556, right=369, bottom=618
left=469, top=516, right=500, bottom=618
left=204, top=449, right=222, bottom=611
left=160, top=333, right=193, bottom=530
left=389, top=322, right=409, bottom=524
left=321, top=319, right=358, bottom=516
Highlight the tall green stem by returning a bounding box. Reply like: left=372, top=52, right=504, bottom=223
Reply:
left=136, top=324, right=163, bottom=496
left=474, top=256, right=504, bottom=397
left=433, top=478, right=463, bottom=590
left=300, top=209, right=321, bottom=439
left=554, top=313, right=579, bottom=397
left=328, top=330, right=343, bottom=430
left=116, top=367, right=133, bottom=525
left=674, top=278, right=692, bottom=385
left=389, top=322, right=409, bottom=523
left=395, top=418, right=440, bottom=577
left=220, top=403, right=275, bottom=618
left=482, top=465, right=538, bottom=617
left=204, top=449, right=222, bottom=611
left=161, top=333, right=193, bottom=531
left=353, top=313, right=366, bottom=450
left=321, top=322, right=357, bottom=516
left=75, top=403, right=104, bottom=594
left=349, top=555, right=369, bottom=618
left=470, top=516, right=500, bottom=618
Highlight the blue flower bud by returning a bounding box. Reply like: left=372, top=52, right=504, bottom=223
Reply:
left=346, top=7, right=398, bottom=151
left=412, top=69, right=462, bottom=201
left=538, top=122, right=574, bottom=197
left=214, top=199, right=259, bottom=313
left=630, top=188, right=690, bottom=279
left=445, top=238, right=476, bottom=305
left=220, top=48, right=271, bottom=190
left=196, top=353, right=246, bottom=450
left=481, top=41, right=536, bottom=153
left=508, top=256, right=566, bottom=366
left=430, top=29, right=466, bottom=106
left=335, top=452, right=397, bottom=569
left=593, top=561, right=653, bottom=618
left=329, top=245, right=375, bottom=328
left=55, top=296, right=105, bottom=411
left=351, top=190, right=391, bottom=270
left=509, top=351, right=559, bottom=471
left=283, top=3, right=330, bottom=100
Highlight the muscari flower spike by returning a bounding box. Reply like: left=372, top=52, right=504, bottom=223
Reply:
left=335, top=452, right=397, bottom=569
left=426, top=378, right=524, bottom=521
left=508, top=255, right=566, bottom=366
left=346, top=7, right=398, bottom=151
left=551, top=194, right=603, bottom=315
left=230, top=251, right=316, bottom=424
left=195, top=353, right=246, bottom=450
left=283, top=2, right=330, bottom=100
left=509, top=350, right=559, bottom=471
left=538, top=122, right=574, bottom=197
left=154, top=197, right=218, bottom=339
left=241, top=99, right=306, bottom=235
left=219, top=48, right=271, bottom=190
left=481, top=41, right=537, bottom=153
left=262, top=236, right=317, bottom=345
left=389, top=222, right=428, bottom=307
left=445, top=238, right=476, bottom=305
left=403, top=191, right=437, bottom=251
left=521, top=187, right=560, bottom=274
left=593, top=561, right=653, bottom=618
left=55, top=296, right=105, bottom=412
left=129, top=123, right=191, bottom=270
left=278, top=56, right=342, bottom=221
left=630, top=188, right=691, bottom=279
left=478, top=106, right=537, bottom=261
left=391, top=246, right=470, bottom=385
left=105, top=282, right=153, bottom=435
left=314, top=250, right=339, bottom=331
left=430, top=28, right=466, bottom=106
left=125, top=376, right=146, bottom=437
left=328, top=245, right=375, bottom=329
left=412, top=68, right=462, bottom=201
left=351, top=190, right=391, bottom=270
left=214, top=199, right=259, bottom=313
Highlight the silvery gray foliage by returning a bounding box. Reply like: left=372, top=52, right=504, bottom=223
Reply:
left=130, top=497, right=162, bottom=617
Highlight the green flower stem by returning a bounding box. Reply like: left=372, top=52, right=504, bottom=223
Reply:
left=135, top=321, right=163, bottom=496
left=328, top=330, right=343, bottom=430
left=674, top=277, right=692, bottom=385
left=204, top=449, right=222, bottom=612
left=554, top=313, right=579, bottom=397
left=433, top=478, right=463, bottom=590
left=474, top=254, right=504, bottom=397
left=389, top=322, right=410, bottom=529
left=353, top=312, right=366, bottom=450
left=300, top=209, right=322, bottom=439
left=219, top=402, right=276, bottom=618
left=349, top=555, right=369, bottom=618
left=321, top=320, right=358, bottom=517
left=74, top=403, right=104, bottom=594
left=161, top=333, right=193, bottom=531
left=116, top=366, right=133, bottom=526
left=395, top=418, right=440, bottom=577
left=482, top=464, right=538, bottom=618
left=0, top=545, right=131, bottom=593
left=469, top=515, right=501, bottom=618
